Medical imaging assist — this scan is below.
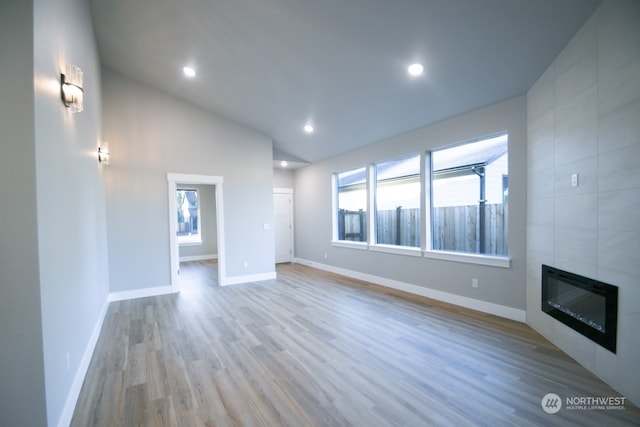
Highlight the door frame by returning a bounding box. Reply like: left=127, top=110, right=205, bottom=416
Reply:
left=274, top=187, right=294, bottom=263
left=168, top=173, right=225, bottom=290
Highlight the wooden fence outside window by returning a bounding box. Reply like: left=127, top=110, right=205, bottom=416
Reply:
left=338, top=204, right=507, bottom=256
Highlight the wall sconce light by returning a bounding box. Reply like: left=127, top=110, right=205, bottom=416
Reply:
left=98, top=144, right=110, bottom=164
left=61, top=64, right=84, bottom=113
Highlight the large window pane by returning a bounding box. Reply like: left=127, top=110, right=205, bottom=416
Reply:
left=336, top=167, right=367, bottom=242
left=431, top=133, right=508, bottom=255
left=375, top=154, right=420, bottom=247
left=177, top=189, right=201, bottom=243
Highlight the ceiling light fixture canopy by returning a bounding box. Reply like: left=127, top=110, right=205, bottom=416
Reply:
left=408, top=63, right=424, bottom=76
left=303, top=124, right=314, bottom=134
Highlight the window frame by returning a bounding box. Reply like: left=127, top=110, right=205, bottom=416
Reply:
left=176, top=188, right=202, bottom=245
left=329, top=133, right=511, bottom=268
left=332, top=166, right=369, bottom=247
left=426, top=132, right=509, bottom=265
left=370, top=152, right=422, bottom=249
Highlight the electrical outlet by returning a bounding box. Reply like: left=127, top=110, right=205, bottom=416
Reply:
left=243, top=261, right=248, bottom=268
left=571, top=173, right=579, bottom=187
left=472, top=278, right=479, bottom=288
left=324, top=252, right=328, bottom=259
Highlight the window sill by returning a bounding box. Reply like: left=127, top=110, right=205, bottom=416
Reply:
left=369, top=244, right=422, bottom=257
left=423, top=250, right=510, bottom=268
left=331, top=240, right=510, bottom=268
left=331, top=240, right=368, bottom=250
left=178, top=240, right=203, bottom=247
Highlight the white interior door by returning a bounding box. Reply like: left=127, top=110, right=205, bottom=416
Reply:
left=274, top=190, right=293, bottom=263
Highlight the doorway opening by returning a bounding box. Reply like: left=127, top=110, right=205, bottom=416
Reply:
left=167, top=173, right=225, bottom=291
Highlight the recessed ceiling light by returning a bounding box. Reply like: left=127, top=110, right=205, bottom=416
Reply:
left=183, top=66, right=196, bottom=77
left=408, top=63, right=424, bottom=76
left=304, top=124, right=314, bottom=134
left=281, top=161, right=288, bottom=167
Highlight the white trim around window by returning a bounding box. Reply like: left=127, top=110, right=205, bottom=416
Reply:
left=331, top=239, right=510, bottom=267
left=178, top=240, right=203, bottom=246
left=331, top=240, right=369, bottom=250
left=423, top=250, right=510, bottom=268
left=369, top=244, right=422, bottom=257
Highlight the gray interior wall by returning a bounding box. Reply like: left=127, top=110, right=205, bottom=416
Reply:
left=103, top=70, right=275, bottom=291
left=526, top=0, right=640, bottom=404
left=294, top=95, right=527, bottom=310
left=0, top=1, right=48, bottom=425
left=274, top=167, right=294, bottom=188
left=33, top=0, right=111, bottom=424
left=178, top=184, right=218, bottom=259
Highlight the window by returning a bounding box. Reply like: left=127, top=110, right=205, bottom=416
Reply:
left=336, top=167, right=367, bottom=242
left=330, top=132, right=510, bottom=265
left=176, top=189, right=201, bottom=244
left=431, top=133, right=508, bottom=256
left=374, top=154, right=421, bottom=247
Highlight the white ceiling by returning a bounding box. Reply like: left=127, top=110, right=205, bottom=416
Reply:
left=89, top=0, right=600, bottom=165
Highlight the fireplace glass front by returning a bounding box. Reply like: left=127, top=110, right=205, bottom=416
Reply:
left=541, top=265, right=618, bottom=353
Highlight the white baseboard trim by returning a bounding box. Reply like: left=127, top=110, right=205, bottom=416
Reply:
left=57, top=298, right=110, bottom=427
left=221, top=271, right=277, bottom=286
left=293, top=258, right=526, bottom=323
left=179, top=254, right=218, bottom=262
left=108, top=285, right=176, bottom=302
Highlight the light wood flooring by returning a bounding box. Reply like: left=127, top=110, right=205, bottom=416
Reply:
left=71, top=260, right=639, bottom=426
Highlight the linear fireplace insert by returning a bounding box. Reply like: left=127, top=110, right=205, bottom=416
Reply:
left=541, top=265, right=618, bottom=353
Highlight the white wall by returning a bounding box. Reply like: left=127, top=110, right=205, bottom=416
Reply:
left=526, top=0, right=640, bottom=404
left=33, top=0, right=111, bottom=424
left=274, top=167, right=295, bottom=188
left=178, top=184, right=218, bottom=260
left=0, top=1, right=48, bottom=425
left=294, top=95, right=527, bottom=311
left=103, top=71, right=275, bottom=291
left=0, top=0, right=114, bottom=425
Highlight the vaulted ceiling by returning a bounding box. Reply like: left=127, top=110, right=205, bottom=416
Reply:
left=89, top=0, right=600, bottom=165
